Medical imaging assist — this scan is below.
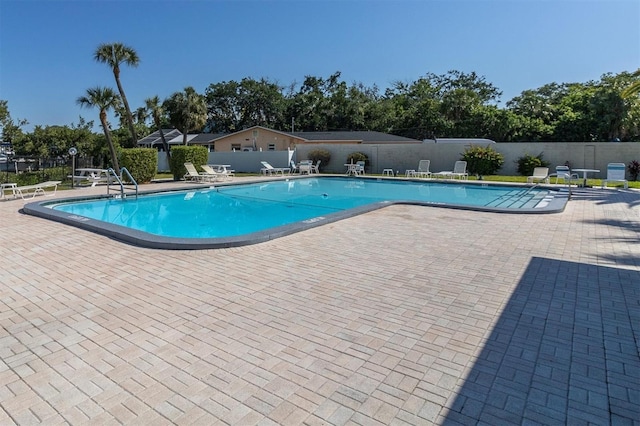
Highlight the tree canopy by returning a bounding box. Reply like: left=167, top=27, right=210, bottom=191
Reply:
left=3, top=67, right=639, bottom=160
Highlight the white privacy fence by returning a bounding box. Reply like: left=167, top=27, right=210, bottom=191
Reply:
left=156, top=142, right=639, bottom=178
left=294, top=142, right=639, bottom=178
left=157, top=149, right=295, bottom=173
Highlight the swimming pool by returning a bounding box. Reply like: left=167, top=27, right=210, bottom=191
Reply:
left=24, top=177, right=567, bottom=249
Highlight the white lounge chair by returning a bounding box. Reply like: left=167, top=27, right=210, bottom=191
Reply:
left=200, top=165, right=225, bottom=182
left=416, top=160, right=431, bottom=178
left=452, top=161, right=468, bottom=179
left=550, top=165, right=579, bottom=184
left=602, top=163, right=628, bottom=189
left=527, top=167, right=549, bottom=184
left=5, top=181, right=61, bottom=200
left=290, top=160, right=300, bottom=174
left=260, top=161, right=290, bottom=176
left=184, top=162, right=212, bottom=182
left=435, top=161, right=468, bottom=180
left=208, top=164, right=234, bottom=180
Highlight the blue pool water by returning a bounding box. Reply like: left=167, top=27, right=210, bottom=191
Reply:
left=47, top=177, right=560, bottom=241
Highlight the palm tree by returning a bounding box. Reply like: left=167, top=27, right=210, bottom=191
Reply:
left=134, top=106, right=148, bottom=125
left=621, top=69, right=640, bottom=98
left=76, top=86, right=121, bottom=171
left=164, top=87, right=207, bottom=144
left=145, top=95, right=171, bottom=162
left=94, top=42, right=139, bottom=148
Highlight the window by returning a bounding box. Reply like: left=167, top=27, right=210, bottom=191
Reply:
left=231, top=144, right=241, bottom=151
left=268, top=144, right=276, bottom=151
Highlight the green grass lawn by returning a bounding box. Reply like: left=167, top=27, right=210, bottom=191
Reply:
left=468, top=174, right=639, bottom=188
left=377, top=173, right=640, bottom=189
left=5, top=170, right=634, bottom=190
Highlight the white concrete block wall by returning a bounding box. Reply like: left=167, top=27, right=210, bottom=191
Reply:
left=157, top=142, right=639, bottom=178
left=295, top=142, right=640, bottom=178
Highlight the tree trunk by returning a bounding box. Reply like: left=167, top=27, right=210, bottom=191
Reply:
left=155, top=115, right=171, bottom=162
left=100, top=113, right=120, bottom=171
left=113, top=69, right=138, bottom=148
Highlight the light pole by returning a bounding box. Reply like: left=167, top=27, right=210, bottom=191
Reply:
left=69, top=147, right=77, bottom=188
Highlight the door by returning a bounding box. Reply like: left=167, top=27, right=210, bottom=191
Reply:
left=584, top=145, right=596, bottom=169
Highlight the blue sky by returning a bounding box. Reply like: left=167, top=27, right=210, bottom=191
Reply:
left=1, top=0, right=638, bottom=133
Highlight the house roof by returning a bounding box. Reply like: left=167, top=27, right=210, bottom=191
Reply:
left=189, top=133, right=226, bottom=143
left=167, top=134, right=199, bottom=144
left=137, top=127, right=421, bottom=146
left=137, top=129, right=182, bottom=146
left=423, top=138, right=496, bottom=144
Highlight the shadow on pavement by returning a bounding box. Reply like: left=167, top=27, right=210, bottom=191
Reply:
left=443, top=257, right=639, bottom=425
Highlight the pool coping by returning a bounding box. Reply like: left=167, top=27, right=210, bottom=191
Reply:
left=21, top=176, right=569, bottom=250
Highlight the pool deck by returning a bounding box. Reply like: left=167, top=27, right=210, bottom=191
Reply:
left=0, top=177, right=638, bottom=425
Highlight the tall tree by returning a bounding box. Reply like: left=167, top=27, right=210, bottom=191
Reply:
left=14, top=122, right=96, bottom=159
left=506, top=83, right=568, bottom=141
left=94, top=42, right=140, bottom=148
left=205, top=80, right=242, bottom=132
left=134, top=106, right=148, bottom=125
left=204, top=78, right=285, bottom=132
left=76, top=87, right=121, bottom=171
left=145, top=96, right=171, bottom=161
left=285, top=72, right=342, bottom=131
left=164, top=87, right=207, bottom=144
left=0, top=99, right=28, bottom=143
left=621, top=69, right=640, bottom=99
left=384, top=78, right=444, bottom=139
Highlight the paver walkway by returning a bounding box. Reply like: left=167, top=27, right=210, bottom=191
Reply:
left=0, top=179, right=638, bottom=425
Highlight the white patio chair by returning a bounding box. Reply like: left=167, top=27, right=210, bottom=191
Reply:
left=451, top=161, right=468, bottom=180
left=527, top=167, right=549, bottom=184
left=260, top=161, right=290, bottom=176
left=184, top=162, right=212, bottom=182
left=416, top=160, right=431, bottom=178
left=602, top=163, right=628, bottom=189
left=550, top=165, right=579, bottom=184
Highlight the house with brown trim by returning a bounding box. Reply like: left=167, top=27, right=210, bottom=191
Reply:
left=138, top=126, right=422, bottom=152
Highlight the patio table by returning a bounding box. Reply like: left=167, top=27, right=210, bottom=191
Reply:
left=572, top=168, right=600, bottom=187
left=345, top=163, right=359, bottom=176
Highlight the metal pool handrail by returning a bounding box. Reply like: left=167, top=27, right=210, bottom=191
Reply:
left=106, top=167, right=138, bottom=199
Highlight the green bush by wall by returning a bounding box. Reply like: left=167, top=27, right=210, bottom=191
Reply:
left=461, top=145, right=505, bottom=177
left=169, top=146, right=209, bottom=180
left=346, top=152, right=368, bottom=165
left=307, top=149, right=331, bottom=171
left=121, top=148, right=158, bottom=183
left=516, top=152, right=550, bottom=176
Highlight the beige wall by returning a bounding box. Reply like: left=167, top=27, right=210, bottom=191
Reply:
left=207, top=128, right=303, bottom=152
left=295, top=142, right=639, bottom=178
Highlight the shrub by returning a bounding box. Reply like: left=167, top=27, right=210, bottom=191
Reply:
left=461, top=145, right=504, bottom=177
left=120, top=148, right=158, bottom=183
left=307, top=149, right=331, bottom=171
left=628, top=160, right=640, bottom=181
left=169, top=145, right=209, bottom=180
left=516, top=152, right=550, bottom=176
left=346, top=152, right=368, bottom=166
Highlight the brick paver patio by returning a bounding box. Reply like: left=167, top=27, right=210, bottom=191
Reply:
left=0, top=179, right=638, bottom=425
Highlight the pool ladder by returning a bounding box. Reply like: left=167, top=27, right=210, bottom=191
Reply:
left=526, top=179, right=573, bottom=200
left=106, top=167, right=138, bottom=199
